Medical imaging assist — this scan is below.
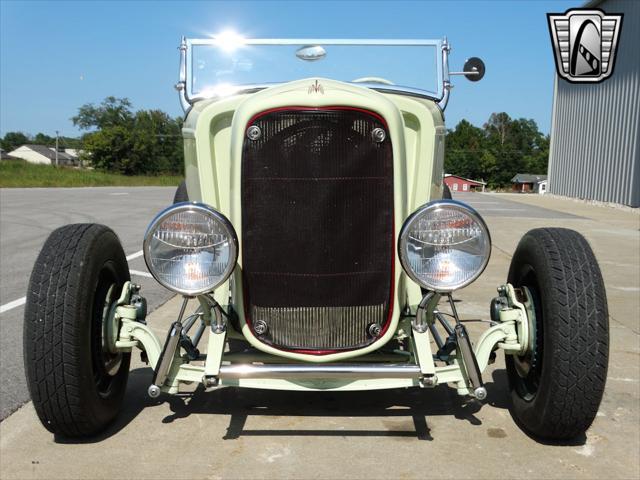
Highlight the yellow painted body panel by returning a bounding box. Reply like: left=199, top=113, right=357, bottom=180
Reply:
left=182, top=78, right=445, bottom=362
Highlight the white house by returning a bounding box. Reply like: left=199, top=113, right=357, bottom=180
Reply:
left=538, top=180, right=548, bottom=195
left=8, top=145, right=78, bottom=166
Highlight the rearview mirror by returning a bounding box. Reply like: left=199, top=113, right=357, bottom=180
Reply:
left=295, top=45, right=327, bottom=62
left=462, top=57, right=485, bottom=82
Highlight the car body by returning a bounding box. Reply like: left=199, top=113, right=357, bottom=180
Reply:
left=24, top=37, right=609, bottom=441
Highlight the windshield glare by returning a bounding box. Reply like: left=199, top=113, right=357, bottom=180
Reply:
left=189, top=42, right=440, bottom=98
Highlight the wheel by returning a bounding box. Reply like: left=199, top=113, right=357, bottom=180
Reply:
left=443, top=183, right=452, bottom=199
left=173, top=180, right=189, bottom=203
left=506, top=228, right=608, bottom=440
left=24, top=224, right=131, bottom=437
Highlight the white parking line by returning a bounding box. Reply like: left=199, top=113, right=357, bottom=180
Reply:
left=477, top=208, right=527, bottom=212
left=126, top=250, right=144, bottom=261
left=0, top=297, right=26, bottom=314
left=610, top=286, right=640, bottom=292
left=1, top=250, right=147, bottom=315
left=130, top=269, right=153, bottom=279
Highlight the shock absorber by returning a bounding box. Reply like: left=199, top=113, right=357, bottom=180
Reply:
left=148, top=297, right=189, bottom=398
left=455, top=323, right=487, bottom=400
left=447, top=294, right=487, bottom=400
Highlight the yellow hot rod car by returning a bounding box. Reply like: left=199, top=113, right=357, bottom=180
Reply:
left=24, top=36, right=608, bottom=440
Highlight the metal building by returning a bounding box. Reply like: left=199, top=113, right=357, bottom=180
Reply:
left=548, top=0, right=640, bottom=207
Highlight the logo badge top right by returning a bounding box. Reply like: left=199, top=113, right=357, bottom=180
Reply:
left=548, top=8, right=623, bottom=83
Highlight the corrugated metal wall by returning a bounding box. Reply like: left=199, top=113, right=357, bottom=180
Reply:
left=548, top=0, right=640, bottom=207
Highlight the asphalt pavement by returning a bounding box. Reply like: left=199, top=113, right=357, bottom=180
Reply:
left=0, top=187, right=177, bottom=420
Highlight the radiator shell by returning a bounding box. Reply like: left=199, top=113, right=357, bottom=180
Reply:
left=241, top=108, right=394, bottom=352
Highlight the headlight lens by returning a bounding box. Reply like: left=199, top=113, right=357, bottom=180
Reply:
left=143, top=203, right=238, bottom=295
left=398, top=200, right=491, bottom=292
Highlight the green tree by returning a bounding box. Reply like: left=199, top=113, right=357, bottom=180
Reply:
left=444, top=120, right=486, bottom=179
left=72, top=97, right=134, bottom=130
left=478, top=150, right=497, bottom=182
left=483, top=113, right=549, bottom=186
left=33, top=133, right=55, bottom=145
left=484, top=112, right=512, bottom=146
left=81, top=126, right=134, bottom=173
left=130, top=110, right=183, bottom=174
left=1, top=132, right=29, bottom=151
left=73, top=97, right=183, bottom=175
left=484, top=113, right=521, bottom=185
left=444, top=113, right=549, bottom=188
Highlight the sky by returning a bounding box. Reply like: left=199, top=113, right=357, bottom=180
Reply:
left=0, top=0, right=582, bottom=139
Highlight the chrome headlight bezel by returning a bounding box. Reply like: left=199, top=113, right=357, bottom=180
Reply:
left=143, top=202, right=238, bottom=296
left=398, top=200, right=491, bottom=292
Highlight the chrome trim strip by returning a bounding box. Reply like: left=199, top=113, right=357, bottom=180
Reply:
left=186, top=83, right=440, bottom=105
left=218, top=363, right=422, bottom=379
left=189, top=38, right=442, bottom=46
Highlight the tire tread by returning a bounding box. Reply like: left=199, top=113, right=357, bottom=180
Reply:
left=24, top=224, right=129, bottom=437
left=508, top=227, right=608, bottom=440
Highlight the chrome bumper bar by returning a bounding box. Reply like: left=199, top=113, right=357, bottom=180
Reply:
left=218, top=363, right=422, bottom=379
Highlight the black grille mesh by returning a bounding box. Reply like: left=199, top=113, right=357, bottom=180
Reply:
left=241, top=108, right=393, bottom=351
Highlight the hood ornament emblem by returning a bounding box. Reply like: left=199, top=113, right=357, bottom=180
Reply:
left=307, top=80, right=324, bottom=95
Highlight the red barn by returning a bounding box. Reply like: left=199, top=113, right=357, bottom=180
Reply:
left=444, top=174, right=486, bottom=193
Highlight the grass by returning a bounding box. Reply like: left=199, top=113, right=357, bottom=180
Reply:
left=0, top=160, right=182, bottom=188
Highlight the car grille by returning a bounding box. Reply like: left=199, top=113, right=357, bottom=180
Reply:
left=241, top=107, right=394, bottom=353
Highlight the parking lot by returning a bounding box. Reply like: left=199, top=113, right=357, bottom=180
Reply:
left=1, top=189, right=638, bottom=479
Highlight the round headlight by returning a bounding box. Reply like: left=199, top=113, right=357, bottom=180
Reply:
left=143, top=203, right=238, bottom=296
left=398, top=200, right=491, bottom=292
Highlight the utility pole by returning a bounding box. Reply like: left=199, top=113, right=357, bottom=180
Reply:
left=55, top=130, right=59, bottom=167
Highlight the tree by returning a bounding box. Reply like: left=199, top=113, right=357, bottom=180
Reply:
left=444, top=120, right=486, bottom=180
left=445, top=113, right=549, bottom=188
left=73, top=97, right=183, bottom=175
left=523, top=133, right=550, bottom=174
left=1, top=132, right=29, bottom=151
left=484, top=112, right=512, bottom=146
left=33, top=133, right=55, bottom=146
left=81, top=126, right=134, bottom=173
left=72, top=96, right=134, bottom=130
left=129, top=110, right=183, bottom=174
left=478, top=150, right=497, bottom=182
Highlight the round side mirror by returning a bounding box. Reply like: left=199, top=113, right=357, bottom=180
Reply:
left=463, top=57, right=485, bottom=82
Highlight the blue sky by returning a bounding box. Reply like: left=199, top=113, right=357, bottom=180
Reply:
left=0, top=0, right=581, bottom=138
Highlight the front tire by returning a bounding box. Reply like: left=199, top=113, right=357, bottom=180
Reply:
left=506, top=228, right=608, bottom=440
left=173, top=180, right=189, bottom=203
left=24, top=224, right=131, bottom=437
left=442, top=183, right=452, bottom=199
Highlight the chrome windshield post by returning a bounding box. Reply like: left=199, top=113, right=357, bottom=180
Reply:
left=438, top=37, right=452, bottom=111
left=176, top=36, right=190, bottom=113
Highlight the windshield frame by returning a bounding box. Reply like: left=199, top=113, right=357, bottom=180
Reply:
left=178, top=38, right=450, bottom=111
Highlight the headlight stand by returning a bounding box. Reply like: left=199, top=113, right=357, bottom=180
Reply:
left=200, top=294, right=228, bottom=388
left=412, top=291, right=440, bottom=387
